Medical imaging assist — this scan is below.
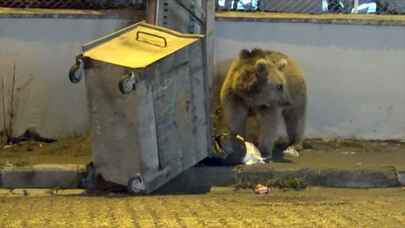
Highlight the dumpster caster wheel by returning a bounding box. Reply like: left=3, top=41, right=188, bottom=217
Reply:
left=119, top=72, right=137, bottom=95
left=69, top=59, right=83, bottom=83
left=128, top=175, right=146, bottom=194
left=119, top=78, right=135, bottom=95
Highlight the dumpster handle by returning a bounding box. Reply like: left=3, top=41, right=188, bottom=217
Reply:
left=136, top=31, right=167, bottom=48
left=68, top=56, right=84, bottom=84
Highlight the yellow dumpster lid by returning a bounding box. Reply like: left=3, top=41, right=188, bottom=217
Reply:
left=82, top=21, right=204, bottom=69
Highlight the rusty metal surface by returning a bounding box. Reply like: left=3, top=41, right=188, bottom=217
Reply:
left=150, top=44, right=209, bottom=174
left=84, top=42, right=209, bottom=193
left=78, top=0, right=212, bottom=193
left=157, top=0, right=215, bottom=159
left=85, top=61, right=160, bottom=187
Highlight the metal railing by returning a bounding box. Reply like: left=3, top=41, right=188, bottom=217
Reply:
left=3, top=0, right=403, bottom=14
left=0, top=0, right=145, bottom=9
left=216, top=0, right=405, bottom=14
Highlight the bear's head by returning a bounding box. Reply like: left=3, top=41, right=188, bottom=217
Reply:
left=233, top=48, right=292, bottom=107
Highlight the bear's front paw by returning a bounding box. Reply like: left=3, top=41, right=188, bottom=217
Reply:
left=283, top=146, right=300, bottom=158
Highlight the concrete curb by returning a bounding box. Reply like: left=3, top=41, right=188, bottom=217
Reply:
left=0, top=164, right=403, bottom=190
left=0, top=164, right=86, bottom=189
left=236, top=167, right=401, bottom=188
left=189, top=166, right=403, bottom=188
left=398, top=171, right=405, bottom=186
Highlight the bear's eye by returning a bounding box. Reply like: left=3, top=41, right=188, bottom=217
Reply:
left=276, top=84, right=283, bottom=91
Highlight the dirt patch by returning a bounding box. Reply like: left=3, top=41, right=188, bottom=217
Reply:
left=0, top=135, right=91, bottom=167
left=1, top=135, right=405, bottom=173
left=273, top=138, right=405, bottom=171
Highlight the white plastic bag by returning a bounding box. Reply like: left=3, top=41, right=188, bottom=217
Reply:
left=237, top=135, right=265, bottom=165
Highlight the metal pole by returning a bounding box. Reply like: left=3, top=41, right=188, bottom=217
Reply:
left=353, top=0, right=359, bottom=13
left=201, top=0, right=215, bottom=154
left=146, top=0, right=159, bottom=24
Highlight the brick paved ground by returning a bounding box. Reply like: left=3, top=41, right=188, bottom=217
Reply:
left=0, top=187, right=405, bottom=227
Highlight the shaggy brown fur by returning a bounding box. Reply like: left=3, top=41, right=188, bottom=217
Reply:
left=219, top=48, right=307, bottom=159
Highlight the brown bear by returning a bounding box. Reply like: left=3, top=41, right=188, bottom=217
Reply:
left=219, top=48, right=307, bottom=160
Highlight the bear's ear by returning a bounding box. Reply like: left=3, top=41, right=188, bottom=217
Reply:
left=276, top=58, right=288, bottom=70
left=239, top=49, right=251, bottom=59
left=255, top=59, right=268, bottom=78
left=251, top=48, right=265, bottom=57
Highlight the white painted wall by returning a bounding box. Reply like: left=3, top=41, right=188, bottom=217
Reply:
left=215, top=21, right=405, bottom=140
left=1, top=17, right=404, bottom=140
left=0, top=17, right=138, bottom=138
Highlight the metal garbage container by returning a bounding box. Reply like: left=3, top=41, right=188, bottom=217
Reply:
left=69, top=21, right=210, bottom=194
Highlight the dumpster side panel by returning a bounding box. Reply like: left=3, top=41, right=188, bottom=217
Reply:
left=82, top=3, right=213, bottom=191
left=86, top=61, right=159, bottom=186
left=142, top=42, right=209, bottom=192
left=150, top=55, right=193, bottom=171
left=188, top=42, right=210, bottom=162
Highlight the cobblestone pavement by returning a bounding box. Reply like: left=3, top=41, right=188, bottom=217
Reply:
left=1, top=187, right=405, bottom=227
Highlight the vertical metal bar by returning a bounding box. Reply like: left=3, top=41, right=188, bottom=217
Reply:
left=201, top=0, right=215, bottom=155
left=232, top=0, right=240, bottom=10
left=1, top=77, right=7, bottom=144
left=146, top=66, right=163, bottom=171
left=146, top=0, right=159, bottom=24
left=353, top=0, right=359, bottom=13
left=8, top=64, right=16, bottom=139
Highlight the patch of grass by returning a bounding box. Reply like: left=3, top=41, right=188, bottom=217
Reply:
left=269, top=177, right=308, bottom=190
left=0, top=135, right=91, bottom=166
left=235, top=176, right=307, bottom=191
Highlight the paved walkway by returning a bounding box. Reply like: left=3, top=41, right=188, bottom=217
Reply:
left=0, top=187, right=405, bottom=227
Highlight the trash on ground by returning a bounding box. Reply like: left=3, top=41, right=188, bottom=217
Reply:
left=238, top=135, right=265, bottom=165
left=255, top=184, right=271, bottom=194
left=3, top=145, right=12, bottom=149
left=341, top=151, right=356, bottom=155
left=5, top=128, right=56, bottom=146
left=211, top=134, right=265, bottom=166
left=211, top=134, right=247, bottom=166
